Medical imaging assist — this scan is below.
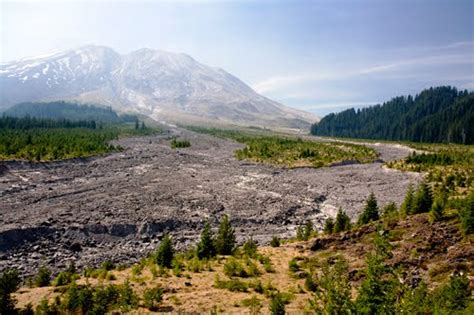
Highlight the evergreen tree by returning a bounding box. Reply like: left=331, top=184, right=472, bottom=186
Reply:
left=358, top=193, right=380, bottom=225
left=430, top=199, right=444, bottom=223
left=196, top=222, right=216, bottom=260
left=400, top=183, right=415, bottom=216
left=303, top=220, right=314, bottom=240
left=323, top=217, right=334, bottom=234
left=214, top=215, right=236, bottom=255
left=459, top=190, right=474, bottom=234
left=356, top=232, right=397, bottom=314
left=334, top=208, right=351, bottom=233
left=35, top=265, right=51, bottom=287
left=155, top=234, right=174, bottom=268
left=309, top=257, right=355, bottom=314
left=412, top=181, right=433, bottom=214
left=0, top=268, right=21, bottom=315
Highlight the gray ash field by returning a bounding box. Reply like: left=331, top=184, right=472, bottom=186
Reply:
left=0, top=128, right=421, bottom=275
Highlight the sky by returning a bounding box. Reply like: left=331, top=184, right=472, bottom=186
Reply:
left=1, top=0, right=473, bottom=116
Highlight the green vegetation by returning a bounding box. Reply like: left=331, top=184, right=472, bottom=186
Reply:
left=188, top=126, right=378, bottom=168
left=270, top=236, right=281, bottom=247
left=215, top=214, right=236, bottom=255
left=4, top=101, right=139, bottom=124
left=308, top=231, right=473, bottom=314
left=0, top=269, right=21, bottom=315
left=334, top=208, right=352, bottom=233
left=143, top=285, right=164, bottom=311
left=0, top=115, right=158, bottom=161
left=357, top=192, right=380, bottom=225
left=196, top=221, right=216, bottom=260
left=34, top=265, right=52, bottom=287
left=311, top=86, right=473, bottom=144
left=170, top=138, right=191, bottom=148
left=155, top=234, right=174, bottom=268
left=296, top=220, right=316, bottom=241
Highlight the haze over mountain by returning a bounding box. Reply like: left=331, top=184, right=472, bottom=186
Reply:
left=0, top=45, right=317, bottom=128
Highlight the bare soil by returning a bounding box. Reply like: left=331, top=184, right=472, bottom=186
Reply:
left=0, top=128, right=421, bottom=276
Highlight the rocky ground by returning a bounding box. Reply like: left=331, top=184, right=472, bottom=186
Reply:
left=0, top=128, right=421, bottom=276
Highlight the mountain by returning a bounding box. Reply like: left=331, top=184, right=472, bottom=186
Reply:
left=0, top=45, right=317, bottom=128
left=311, top=86, right=474, bottom=144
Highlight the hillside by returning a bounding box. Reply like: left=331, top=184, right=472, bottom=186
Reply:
left=8, top=211, right=474, bottom=314
left=0, top=46, right=317, bottom=129
left=311, top=86, right=473, bottom=144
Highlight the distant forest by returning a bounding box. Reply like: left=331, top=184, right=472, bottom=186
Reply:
left=311, top=86, right=474, bottom=144
left=3, top=101, right=138, bottom=124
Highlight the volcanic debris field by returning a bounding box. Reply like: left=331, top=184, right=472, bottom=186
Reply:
left=0, top=129, right=421, bottom=276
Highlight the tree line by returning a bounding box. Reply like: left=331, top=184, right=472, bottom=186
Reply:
left=311, top=86, right=473, bottom=144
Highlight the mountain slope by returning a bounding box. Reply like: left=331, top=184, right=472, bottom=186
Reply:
left=311, top=86, right=473, bottom=144
left=0, top=46, right=317, bottom=128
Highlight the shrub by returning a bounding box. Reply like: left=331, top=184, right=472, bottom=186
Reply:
left=242, top=238, right=258, bottom=258
left=288, top=258, right=300, bottom=273
left=224, top=258, right=247, bottom=278
left=334, top=208, right=351, bottom=232
left=431, top=271, right=471, bottom=312
left=118, top=280, right=139, bottom=311
left=143, top=286, right=164, bottom=311
left=309, top=256, right=354, bottom=314
left=270, top=236, right=281, bottom=247
left=215, top=215, right=236, bottom=255
left=35, top=265, right=52, bottom=287
left=101, top=260, right=115, bottom=271
left=412, top=181, right=433, bottom=214
left=323, top=217, right=334, bottom=234
left=269, top=293, right=286, bottom=315
left=241, top=295, right=262, bottom=314
left=459, top=190, right=474, bottom=234
left=196, top=221, right=216, bottom=260
left=170, top=138, right=191, bottom=148
left=304, top=274, right=317, bottom=292
left=358, top=192, right=380, bottom=225
left=400, top=183, right=415, bottom=216
left=430, top=199, right=444, bottom=223
left=155, top=234, right=174, bottom=268
left=296, top=220, right=315, bottom=241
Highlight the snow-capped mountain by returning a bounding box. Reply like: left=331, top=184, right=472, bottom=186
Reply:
left=0, top=45, right=317, bottom=128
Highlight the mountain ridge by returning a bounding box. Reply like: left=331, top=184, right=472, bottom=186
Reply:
left=0, top=45, right=318, bottom=128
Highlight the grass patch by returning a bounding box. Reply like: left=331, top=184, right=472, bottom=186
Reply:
left=187, top=127, right=378, bottom=168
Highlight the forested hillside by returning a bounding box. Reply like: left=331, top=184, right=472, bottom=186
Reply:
left=311, top=86, right=473, bottom=144
left=3, top=101, right=138, bottom=124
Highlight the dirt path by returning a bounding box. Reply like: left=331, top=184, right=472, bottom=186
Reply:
left=0, top=128, right=421, bottom=275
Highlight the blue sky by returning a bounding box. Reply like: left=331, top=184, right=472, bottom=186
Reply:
left=1, top=0, right=473, bottom=116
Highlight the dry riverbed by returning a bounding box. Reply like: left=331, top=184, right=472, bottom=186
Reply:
left=0, top=128, right=421, bottom=276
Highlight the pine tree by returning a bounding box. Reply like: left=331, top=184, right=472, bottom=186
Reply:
left=400, top=183, right=415, bottom=216
left=358, top=193, right=380, bottom=225
left=323, top=217, right=335, bottom=234
left=0, top=268, right=21, bottom=315
left=155, top=234, right=174, bottom=268
left=334, top=208, right=351, bottom=233
left=303, top=220, right=314, bottom=240
left=413, top=181, right=433, bottom=214
left=459, top=190, right=474, bottom=234
left=196, top=222, right=216, bottom=260
left=356, top=232, right=397, bottom=314
left=430, top=199, right=444, bottom=223
left=215, top=215, right=236, bottom=255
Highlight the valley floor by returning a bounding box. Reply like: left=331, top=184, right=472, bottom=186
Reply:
left=0, top=128, right=421, bottom=276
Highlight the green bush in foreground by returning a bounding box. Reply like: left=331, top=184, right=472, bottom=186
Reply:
left=215, top=215, right=236, bottom=255
left=358, top=192, right=380, bottom=225
left=155, top=234, right=174, bottom=268
left=143, top=286, right=164, bottom=311
left=35, top=265, right=52, bottom=287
